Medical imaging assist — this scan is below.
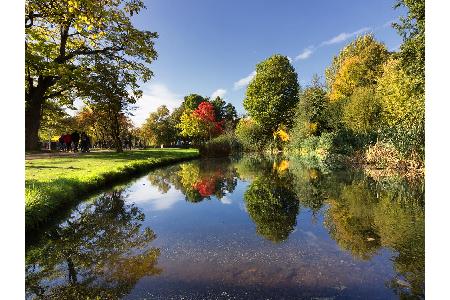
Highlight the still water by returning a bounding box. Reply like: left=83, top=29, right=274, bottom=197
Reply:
left=26, top=155, right=424, bottom=299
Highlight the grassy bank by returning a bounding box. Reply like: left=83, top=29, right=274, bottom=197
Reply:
left=26, top=148, right=199, bottom=231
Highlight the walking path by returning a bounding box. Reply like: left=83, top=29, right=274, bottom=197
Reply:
left=25, top=150, right=114, bottom=160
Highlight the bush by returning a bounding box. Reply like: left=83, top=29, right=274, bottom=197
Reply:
left=331, top=129, right=376, bottom=155
left=199, top=133, right=242, bottom=157
left=235, top=118, right=270, bottom=152
left=365, top=142, right=401, bottom=169
left=342, top=86, right=380, bottom=134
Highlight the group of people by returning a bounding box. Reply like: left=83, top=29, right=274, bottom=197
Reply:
left=58, top=131, right=91, bottom=153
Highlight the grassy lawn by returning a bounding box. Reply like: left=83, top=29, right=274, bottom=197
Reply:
left=26, top=148, right=199, bottom=231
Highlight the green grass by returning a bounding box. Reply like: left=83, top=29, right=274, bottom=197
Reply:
left=26, top=148, right=199, bottom=231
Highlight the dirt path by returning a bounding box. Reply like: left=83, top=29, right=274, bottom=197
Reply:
left=25, top=150, right=113, bottom=160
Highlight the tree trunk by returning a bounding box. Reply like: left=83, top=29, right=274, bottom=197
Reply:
left=25, top=76, right=55, bottom=151
left=112, top=112, right=123, bottom=153
left=25, top=90, right=45, bottom=151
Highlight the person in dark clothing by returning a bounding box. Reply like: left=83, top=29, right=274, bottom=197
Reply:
left=58, top=135, right=65, bottom=151
left=128, top=135, right=132, bottom=150
left=71, top=131, right=80, bottom=152
left=80, top=132, right=91, bottom=153
left=63, top=133, right=72, bottom=152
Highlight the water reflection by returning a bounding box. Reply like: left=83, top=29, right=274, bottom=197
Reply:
left=237, top=155, right=424, bottom=298
left=147, top=158, right=238, bottom=202
left=26, top=155, right=424, bottom=299
left=242, top=157, right=300, bottom=243
left=26, top=191, right=161, bottom=299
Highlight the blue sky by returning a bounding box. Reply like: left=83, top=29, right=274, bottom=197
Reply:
left=128, top=0, right=405, bottom=125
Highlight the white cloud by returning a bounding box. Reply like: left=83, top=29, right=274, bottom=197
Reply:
left=287, top=56, right=293, bottom=63
left=211, top=88, right=227, bottom=99
left=295, top=47, right=314, bottom=60
left=220, top=196, right=232, bottom=205
left=127, top=177, right=182, bottom=211
left=321, top=27, right=371, bottom=46
left=131, top=83, right=181, bottom=127
left=234, top=71, right=256, bottom=90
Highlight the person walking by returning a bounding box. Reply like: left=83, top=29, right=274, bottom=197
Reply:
left=58, top=134, right=65, bottom=151
left=63, top=133, right=72, bottom=152
left=80, top=132, right=92, bottom=153
left=71, top=130, right=80, bottom=152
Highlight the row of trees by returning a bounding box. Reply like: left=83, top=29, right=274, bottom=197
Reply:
left=235, top=0, right=424, bottom=164
left=26, top=0, right=158, bottom=151
left=139, top=94, right=237, bottom=147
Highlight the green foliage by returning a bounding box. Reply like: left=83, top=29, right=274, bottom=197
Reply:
left=326, top=34, right=389, bottom=102
left=393, top=0, right=425, bottom=96
left=290, top=77, right=329, bottom=146
left=342, top=86, right=380, bottom=134
left=244, top=54, right=299, bottom=133
left=25, top=0, right=158, bottom=150
left=244, top=171, right=299, bottom=243
left=376, top=59, right=424, bottom=156
left=79, top=59, right=139, bottom=151
left=210, top=96, right=238, bottom=129
left=331, top=129, right=375, bottom=155
left=288, top=132, right=335, bottom=166
left=235, top=118, right=270, bottom=151
left=141, top=105, right=175, bottom=146
left=26, top=190, right=161, bottom=299
left=182, top=94, right=206, bottom=110
left=199, top=132, right=243, bottom=157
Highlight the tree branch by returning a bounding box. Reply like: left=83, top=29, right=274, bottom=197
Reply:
left=58, top=46, right=125, bottom=63
left=25, top=12, right=42, bottom=29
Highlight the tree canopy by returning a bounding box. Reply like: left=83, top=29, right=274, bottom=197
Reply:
left=243, top=54, right=299, bottom=134
left=25, top=0, right=158, bottom=150
left=325, top=34, right=389, bottom=102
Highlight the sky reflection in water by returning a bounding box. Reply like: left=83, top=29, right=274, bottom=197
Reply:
left=26, top=155, right=425, bottom=300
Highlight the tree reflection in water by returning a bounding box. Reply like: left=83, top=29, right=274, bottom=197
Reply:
left=243, top=158, right=300, bottom=243
left=237, top=155, right=424, bottom=298
left=26, top=156, right=425, bottom=299
left=322, top=174, right=425, bottom=298
left=147, top=158, right=238, bottom=203
left=25, top=190, right=161, bottom=299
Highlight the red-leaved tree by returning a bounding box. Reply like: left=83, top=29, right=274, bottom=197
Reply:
left=193, top=102, right=223, bottom=139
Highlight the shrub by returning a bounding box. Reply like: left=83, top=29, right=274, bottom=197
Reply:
left=365, top=142, right=401, bottom=169
left=235, top=118, right=270, bottom=152
left=199, top=133, right=242, bottom=157
left=331, top=129, right=376, bottom=155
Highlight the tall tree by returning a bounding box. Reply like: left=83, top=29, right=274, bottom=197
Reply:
left=182, top=94, right=205, bottom=110
left=25, top=0, right=157, bottom=150
left=79, top=58, right=139, bottom=152
left=393, top=0, right=425, bottom=96
left=243, top=54, right=299, bottom=134
left=292, top=75, right=329, bottom=139
left=141, top=105, right=174, bottom=147
left=325, top=34, right=389, bottom=102
left=210, top=96, right=237, bottom=130
left=177, top=102, right=223, bottom=143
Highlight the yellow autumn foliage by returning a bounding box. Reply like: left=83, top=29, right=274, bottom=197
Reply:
left=273, top=128, right=289, bottom=142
